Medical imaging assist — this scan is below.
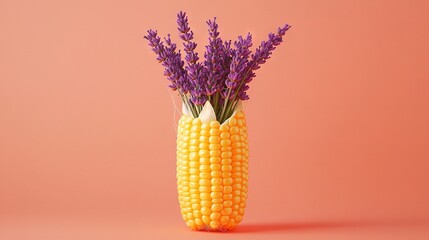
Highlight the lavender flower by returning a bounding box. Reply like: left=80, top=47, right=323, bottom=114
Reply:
left=249, top=24, right=291, bottom=71
left=144, top=30, right=186, bottom=92
left=203, top=17, right=230, bottom=97
left=177, top=11, right=207, bottom=105
left=163, top=34, right=188, bottom=93
left=236, top=24, right=291, bottom=100
left=223, top=33, right=252, bottom=100
left=144, top=11, right=291, bottom=122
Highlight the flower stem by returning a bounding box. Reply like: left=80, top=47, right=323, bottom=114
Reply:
left=182, top=93, right=198, bottom=118
left=219, top=87, right=232, bottom=123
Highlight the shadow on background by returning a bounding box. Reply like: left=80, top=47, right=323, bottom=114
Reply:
left=234, top=221, right=358, bottom=233
left=234, top=218, right=429, bottom=233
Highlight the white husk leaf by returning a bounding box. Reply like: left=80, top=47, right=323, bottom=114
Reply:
left=181, top=100, right=244, bottom=125
left=181, top=103, right=192, bottom=116
left=198, top=101, right=216, bottom=124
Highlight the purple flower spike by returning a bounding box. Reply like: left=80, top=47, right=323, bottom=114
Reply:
left=237, top=24, right=291, bottom=100
left=203, top=17, right=227, bottom=96
left=144, top=30, right=188, bottom=92
left=177, top=11, right=200, bottom=66
left=223, top=33, right=252, bottom=100
left=177, top=11, right=208, bottom=105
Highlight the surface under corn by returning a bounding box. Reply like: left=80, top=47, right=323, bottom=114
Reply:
left=176, top=111, right=249, bottom=231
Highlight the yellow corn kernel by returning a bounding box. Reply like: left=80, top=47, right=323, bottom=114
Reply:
left=210, top=164, right=221, bottom=171
left=195, top=218, right=203, bottom=225
left=189, top=162, right=199, bottom=168
left=189, top=175, right=199, bottom=182
left=190, top=132, right=199, bottom=139
left=222, top=165, right=232, bottom=172
left=237, top=119, right=244, bottom=127
left=189, top=182, right=197, bottom=189
left=189, top=167, right=199, bottom=175
left=201, top=207, right=211, bottom=215
left=221, top=146, right=232, bottom=151
left=200, top=200, right=210, bottom=207
left=219, top=125, right=229, bottom=132
left=199, top=157, right=210, bottom=165
left=220, top=216, right=229, bottom=224
left=210, top=192, right=222, bottom=199
left=235, top=112, right=244, bottom=119
left=199, top=179, right=211, bottom=186
left=211, top=185, right=222, bottom=191
left=220, top=132, right=230, bottom=140
left=209, top=136, right=221, bottom=144
left=192, top=203, right=201, bottom=209
left=210, top=157, right=221, bottom=164
left=231, top=142, right=242, bottom=148
left=210, top=221, right=220, bottom=229
left=189, top=152, right=198, bottom=161
left=210, top=171, right=221, bottom=178
left=190, top=139, right=199, bottom=146
left=192, top=118, right=201, bottom=125
left=210, top=128, right=221, bottom=136
left=221, top=159, right=232, bottom=165
left=223, top=194, right=233, bottom=200
left=199, top=150, right=210, bottom=158
left=210, top=150, right=221, bottom=157
left=221, top=208, right=232, bottom=215
left=209, top=144, right=221, bottom=150
left=189, top=146, right=198, bottom=152
left=221, top=151, right=232, bottom=158
left=232, top=172, right=242, bottom=178
left=220, top=139, right=231, bottom=147
left=200, top=193, right=211, bottom=200
left=238, top=208, right=245, bottom=215
left=199, top=186, right=210, bottom=192
left=231, top=135, right=240, bottom=142
left=223, top=186, right=233, bottom=194
left=209, top=121, right=220, bottom=128
left=210, top=212, right=221, bottom=221
left=199, top=164, right=210, bottom=172
left=186, top=213, right=194, bottom=219
left=199, top=136, right=209, bottom=142
left=186, top=220, right=195, bottom=228
left=199, top=143, right=209, bottom=149
left=211, top=203, right=223, bottom=212
left=223, top=200, right=233, bottom=207
left=191, top=125, right=200, bottom=132
left=199, top=172, right=211, bottom=179
left=228, top=118, right=237, bottom=126
left=200, top=129, right=210, bottom=136
left=211, top=178, right=222, bottom=186
left=202, top=215, right=211, bottom=224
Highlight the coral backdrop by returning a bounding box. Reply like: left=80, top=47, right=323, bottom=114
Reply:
left=0, top=0, right=428, bottom=239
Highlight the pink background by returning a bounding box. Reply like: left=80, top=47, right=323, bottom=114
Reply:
left=1, top=0, right=428, bottom=239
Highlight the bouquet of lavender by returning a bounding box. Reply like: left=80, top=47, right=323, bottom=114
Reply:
left=145, top=11, right=290, bottom=123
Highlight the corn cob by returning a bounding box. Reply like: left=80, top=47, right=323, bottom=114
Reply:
left=176, top=111, right=249, bottom=231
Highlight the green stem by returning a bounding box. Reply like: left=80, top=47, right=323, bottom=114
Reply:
left=219, top=88, right=232, bottom=123
left=183, top=94, right=198, bottom=118
left=213, top=93, right=220, bottom=119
